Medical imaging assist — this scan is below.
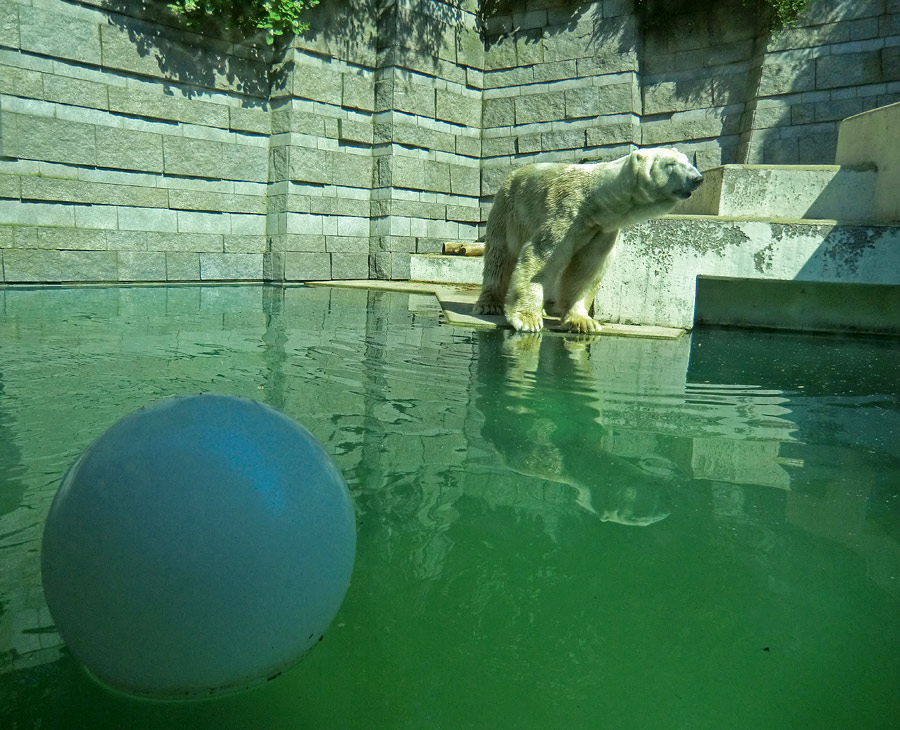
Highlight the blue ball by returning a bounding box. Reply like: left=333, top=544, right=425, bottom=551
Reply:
left=41, top=395, right=356, bottom=699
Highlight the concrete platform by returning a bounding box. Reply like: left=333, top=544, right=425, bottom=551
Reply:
left=306, top=280, right=685, bottom=339
left=672, top=164, right=877, bottom=221
left=410, top=215, right=900, bottom=334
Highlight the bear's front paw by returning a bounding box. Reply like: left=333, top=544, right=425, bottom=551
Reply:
left=562, top=314, right=602, bottom=334
left=507, top=310, right=544, bottom=332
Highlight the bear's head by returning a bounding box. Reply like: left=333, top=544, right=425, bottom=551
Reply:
left=630, top=147, right=703, bottom=201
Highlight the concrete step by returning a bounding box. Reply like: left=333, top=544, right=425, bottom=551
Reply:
left=410, top=251, right=484, bottom=285
left=410, top=216, right=900, bottom=334
left=672, top=164, right=877, bottom=221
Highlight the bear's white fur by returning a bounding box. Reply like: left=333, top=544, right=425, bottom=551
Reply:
left=473, top=147, right=703, bottom=333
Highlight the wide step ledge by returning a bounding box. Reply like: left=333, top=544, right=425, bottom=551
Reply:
left=673, top=164, right=878, bottom=221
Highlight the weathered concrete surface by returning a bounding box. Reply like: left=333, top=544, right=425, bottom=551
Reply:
left=410, top=215, right=900, bottom=334
left=836, top=101, right=900, bottom=223
left=673, top=165, right=877, bottom=221
left=598, top=216, right=900, bottom=332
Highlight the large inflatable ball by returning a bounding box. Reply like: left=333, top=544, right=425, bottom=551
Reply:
left=41, top=394, right=356, bottom=699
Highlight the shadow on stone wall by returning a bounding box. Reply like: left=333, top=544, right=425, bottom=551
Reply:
left=98, top=0, right=273, bottom=101
left=480, top=0, right=635, bottom=56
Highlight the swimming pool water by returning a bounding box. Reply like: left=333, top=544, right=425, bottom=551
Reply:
left=1, top=285, right=898, bottom=730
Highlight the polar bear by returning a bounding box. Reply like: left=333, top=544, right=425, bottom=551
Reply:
left=473, top=147, right=703, bottom=333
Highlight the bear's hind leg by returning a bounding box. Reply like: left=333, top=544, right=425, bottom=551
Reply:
left=474, top=194, right=516, bottom=315
left=473, top=236, right=516, bottom=315
left=505, top=243, right=546, bottom=332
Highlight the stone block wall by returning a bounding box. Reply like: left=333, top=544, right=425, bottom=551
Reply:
left=0, top=0, right=272, bottom=284
left=2, top=0, right=899, bottom=284
left=368, top=0, right=483, bottom=279
left=739, top=0, right=900, bottom=164
left=481, top=0, right=642, bottom=196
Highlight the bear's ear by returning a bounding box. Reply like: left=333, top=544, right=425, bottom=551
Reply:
left=633, top=149, right=647, bottom=162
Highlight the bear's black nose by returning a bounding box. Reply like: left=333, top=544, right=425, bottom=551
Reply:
left=689, top=172, right=703, bottom=190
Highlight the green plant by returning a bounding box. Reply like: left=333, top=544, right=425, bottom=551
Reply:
left=166, top=0, right=320, bottom=43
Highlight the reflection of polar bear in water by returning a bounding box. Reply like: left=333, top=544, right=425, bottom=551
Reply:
left=476, top=331, right=679, bottom=527
left=474, top=147, right=703, bottom=333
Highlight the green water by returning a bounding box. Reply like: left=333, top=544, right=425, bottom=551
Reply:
left=1, top=285, right=898, bottom=730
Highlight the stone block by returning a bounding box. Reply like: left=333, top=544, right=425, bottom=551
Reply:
left=96, top=127, right=164, bottom=173
left=162, top=136, right=223, bottom=179
left=326, top=236, right=368, bottom=253
left=74, top=203, right=117, bottom=230
left=0, top=199, right=75, bottom=227
left=172, top=189, right=265, bottom=215
left=542, top=129, right=585, bottom=151
left=221, top=143, right=269, bottom=183
left=446, top=203, right=481, bottom=223
left=199, top=253, right=264, bottom=280
left=177, top=210, right=231, bottom=234
left=271, top=234, right=326, bottom=252
left=99, top=24, right=166, bottom=78
left=642, top=108, right=741, bottom=145
left=483, top=66, right=534, bottom=89
left=643, top=79, right=712, bottom=114
left=565, top=87, right=600, bottom=119
left=342, top=73, right=374, bottom=112
left=763, top=136, right=799, bottom=164
left=424, top=160, right=452, bottom=193
left=118, top=206, right=177, bottom=233
left=0, top=172, right=20, bottom=200
left=757, top=61, right=816, bottom=96
left=289, top=146, right=333, bottom=184
left=517, top=134, right=542, bottom=154
left=229, top=212, right=264, bottom=236
left=108, top=86, right=230, bottom=129
left=816, top=52, right=882, bottom=89
left=881, top=46, right=900, bottom=83
left=284, top=252, right=331, bottom=280
left=584, top=125, right=637, bottom=154
left=484, top=38, right=517, bottom=71
left=0, top=3, right=18, bottom=49
left=482, top=136, right=516, bottom=157
left=229, top=105, right=271, bottom=135
left=166, top=252, right=201, bottom=280
left=390, top=156, right=425, bottom=189
left=294, top=65, right=343, bottom=105
left=43, top=75, right=109, bottom=110
left=332, top=152, right=373, bottom=188
left=2, top=112, right=96, bottom=166
left=338, top=118, right=373, bottom=145
left=456, top=135, right=481, bottom=158
left=21, top=177, right=168, bottom=208
left=481, top=164, right=512, bottom=196
left=3, top=249, right=116, bottom=282
left=391, top=79, right=435, bottom=117
left=224, top=235, right=267, bottom=253
left=335, top=216, right=369, bottom=237
left=118, top=251, right=166, bottom=281
left=436, top=89, right=481, bottom=127
left=0, top=64, right=42, bottom=99
left=0, top=227, right=13, bottom=250
left=515, top=91, right=566, bottom=125
left=138, top=231, right=222, bottom=252
left=104, top=230, right=147, bottom=251
left=331, top=253, right=369, bottom=279
left=19, top=6, right=100, bottom=65
left=483, top=97, right=515, bottom=128
left=286, top=213, right=324, bottom=235
left=34, top=227, right=106, bottom=251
